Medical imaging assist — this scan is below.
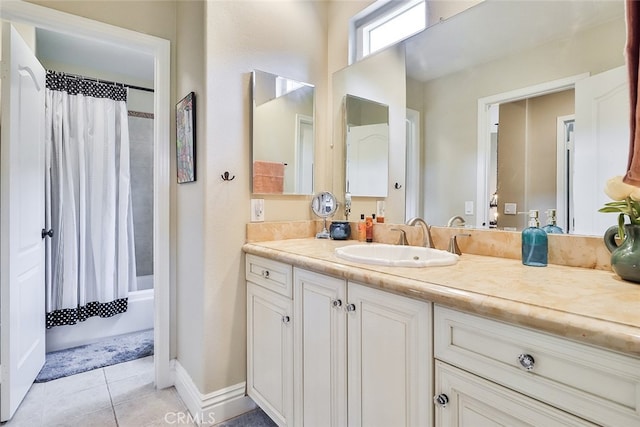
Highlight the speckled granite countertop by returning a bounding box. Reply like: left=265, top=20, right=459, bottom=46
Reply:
left=243, top=238, right=640, bottom=357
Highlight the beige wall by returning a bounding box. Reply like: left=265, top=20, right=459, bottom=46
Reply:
left=175, top=0, right=207, bottom=392
left=203, top=0, right=328, bottom=393
left=421, top=16, right=625, bottom=227
left=332, top=45, right=406, bottom=222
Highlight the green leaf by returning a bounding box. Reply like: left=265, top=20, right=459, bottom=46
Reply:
left=618, top=213, right=626, bottom=241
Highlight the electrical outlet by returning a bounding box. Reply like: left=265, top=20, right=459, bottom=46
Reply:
left=504, top=203, right=517, bottom=215
left=251, top=199, right=264, bottom=222
left=464, top=201, right=474, bottom=215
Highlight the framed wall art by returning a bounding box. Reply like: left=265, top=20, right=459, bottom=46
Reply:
left=176, top=91, right=196, bottom=183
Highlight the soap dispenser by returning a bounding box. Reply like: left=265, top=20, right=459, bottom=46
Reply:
left=542, top=209, right=564, bottom=234
left=522, top=210, right=548, bottom=267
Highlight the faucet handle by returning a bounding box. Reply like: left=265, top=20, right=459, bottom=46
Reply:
left=448, top=233, right=471, bottom=255
left=391, top=228, right=408, bottom=246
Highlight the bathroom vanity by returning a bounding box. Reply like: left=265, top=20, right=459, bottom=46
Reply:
left=244, top=238, right=640, bottom=427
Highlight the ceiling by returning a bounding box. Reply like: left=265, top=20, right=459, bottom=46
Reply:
left=35, top=27, right=154, bottom=84
left=404, top=0, right=625, bottom=82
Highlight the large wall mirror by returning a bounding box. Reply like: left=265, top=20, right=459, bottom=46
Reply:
left=252, top=69, right=315, bottom=195
left=345, top=94, right=389, bottom=197
left=402, top=0, right=626, bottom=235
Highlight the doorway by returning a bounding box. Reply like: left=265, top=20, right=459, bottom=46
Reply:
left=0, top=2, right=171, bottom=420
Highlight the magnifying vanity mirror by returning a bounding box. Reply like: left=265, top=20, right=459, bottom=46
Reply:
left=311, top=191, right=338, bottom=239
left=251, top=70, right=315, bottom=195
left=344, top=94, right=390, bottom=197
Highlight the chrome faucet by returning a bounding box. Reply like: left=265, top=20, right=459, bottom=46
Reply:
left=406, top=217, right=435, bottom=248
left=447, top=215, right=466, bottom=227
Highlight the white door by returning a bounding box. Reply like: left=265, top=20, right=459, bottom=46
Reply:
left=293, top=268, right=347, bottom=427
left=573, top=66, right=629, bottom=235
left=346, top=123, right=389, bottom=197
left=0, top=24, right=47, bottom=421
left=346, top=282, right=431, bottom=427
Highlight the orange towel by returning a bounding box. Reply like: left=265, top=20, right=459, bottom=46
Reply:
left=253, top=160, right=285, bottom=193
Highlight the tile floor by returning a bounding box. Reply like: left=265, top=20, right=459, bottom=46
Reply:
left=4, top=356, right=198, bottom=427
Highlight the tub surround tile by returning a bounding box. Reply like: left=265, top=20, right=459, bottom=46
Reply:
left=243, top=238, right=640, bottom=357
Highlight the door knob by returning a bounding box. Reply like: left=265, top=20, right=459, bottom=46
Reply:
left=41, top=228, right=54, bottom=239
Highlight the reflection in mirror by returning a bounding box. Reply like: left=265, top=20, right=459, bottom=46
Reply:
left=252, top=70, right=315, bottom=195
left=403, top=0, right=625, bottom=235
left=345, top=94, right=389, bottom=197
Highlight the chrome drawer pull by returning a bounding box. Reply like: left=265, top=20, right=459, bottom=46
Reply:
left=262, top=270, right=270, bottom=278
left=332, top=299, right=342, bottom=308
left=434, top=394, right=449, bottom=408
left=518, top=353, right=535, bottom=371
left=345, top=303, right=356, bottom=312
left=282, top=315, right=290, bottom=324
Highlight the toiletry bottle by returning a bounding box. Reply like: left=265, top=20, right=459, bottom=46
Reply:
left=522, top=210, right=548, bottom=267
left=377, top=202, right=385, bottom=223
left=542, top=208, right=564, bottom=234
left=358, top=214, right=366, bottom=242
left=365, top=215, right=374, bottom=243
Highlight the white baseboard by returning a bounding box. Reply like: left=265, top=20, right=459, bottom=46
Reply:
left=173, top=361, right=257, bottom=426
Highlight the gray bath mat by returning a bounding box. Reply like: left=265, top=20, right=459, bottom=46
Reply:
left=35, top=329, right=154, bottom=382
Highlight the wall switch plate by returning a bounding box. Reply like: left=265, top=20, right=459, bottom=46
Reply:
left=464, top=201, right=474, bottom=215
left=504, top=203, right=517, bottom=215
left=251, top=199, right=264, bottom=222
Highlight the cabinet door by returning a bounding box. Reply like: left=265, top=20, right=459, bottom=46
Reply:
left=434, top=361, right=598, bottom=427
left=294, top=268, right=347, bottom=427
left=347, top=282, right=431, bottom=427
left=247, top=282, right=293, bottom=427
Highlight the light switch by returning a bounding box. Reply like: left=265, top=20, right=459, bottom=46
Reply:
left=504, top=203, right=517, bottom=215
left=251, top=199, right=264, bottom=222
left=464, top=201, right=474, bottom=215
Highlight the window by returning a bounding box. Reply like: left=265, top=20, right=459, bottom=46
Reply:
left=350, top=0, right=426, bottom=63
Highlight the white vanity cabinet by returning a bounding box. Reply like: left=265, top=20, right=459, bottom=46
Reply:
left=246, top=255, right=294, bottom=427
left=292, top=268, right=431, bottom=427
left=433, top=305, right=640, bottom=427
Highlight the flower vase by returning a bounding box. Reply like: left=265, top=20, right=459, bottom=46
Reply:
left=604, top=224, right=640, bottom=284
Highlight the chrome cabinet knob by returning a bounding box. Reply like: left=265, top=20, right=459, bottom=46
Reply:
left=331, top=299, right=342, bottom=308
left=262, top=270, right=270, bottom=278
left=518, top=353, right=535, bottom=371
left=282, top=315, right=290, bottom=324
left=345, top=303, right=356, bottom=312
left=433, top=394, right=449, bottom=408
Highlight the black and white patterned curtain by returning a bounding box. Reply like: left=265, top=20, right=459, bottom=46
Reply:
left=44, top=71, right=137, bottom=328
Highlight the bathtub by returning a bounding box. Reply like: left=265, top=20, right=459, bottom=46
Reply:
left=45, top=276, right=155, bottom=352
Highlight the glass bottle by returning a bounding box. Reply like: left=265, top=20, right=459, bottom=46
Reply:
left=365, top=215, right=374, bottom=243
left=522, top=210, right=548, bottom=267
left=542, top=208, right=564, bottom=234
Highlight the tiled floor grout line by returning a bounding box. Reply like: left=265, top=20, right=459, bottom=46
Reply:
left=102, top=368, right=120, bottom=427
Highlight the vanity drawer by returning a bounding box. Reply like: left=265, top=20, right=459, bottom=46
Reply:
left=434, top=305, right=640, bottom=427
left=246, top=254, right=293, bottom=298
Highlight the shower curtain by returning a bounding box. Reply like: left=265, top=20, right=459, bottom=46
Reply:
left=44, top=71, right=137, bottom=328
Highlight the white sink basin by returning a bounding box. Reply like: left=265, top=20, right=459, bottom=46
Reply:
left=334, top=244, right=458, bottom=267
